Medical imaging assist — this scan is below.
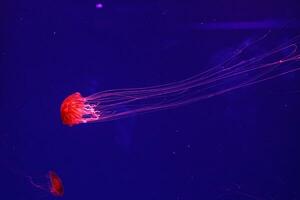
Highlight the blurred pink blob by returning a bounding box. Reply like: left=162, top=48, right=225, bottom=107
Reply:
left=96, top=3, right=103, bottom=9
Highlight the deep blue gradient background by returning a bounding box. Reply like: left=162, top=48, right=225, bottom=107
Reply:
left=1, top=0, right=300, bottom=199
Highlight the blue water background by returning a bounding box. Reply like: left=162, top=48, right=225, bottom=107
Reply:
left=1, top=0, right=300, bottom=199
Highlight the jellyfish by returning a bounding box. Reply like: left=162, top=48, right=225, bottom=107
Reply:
left=61, top=34, right=300, bottom=126
left=27, top=171, right=64, bottom=197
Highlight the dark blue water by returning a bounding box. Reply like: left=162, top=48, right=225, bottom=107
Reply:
left=1, top=1, right=300, bottom=199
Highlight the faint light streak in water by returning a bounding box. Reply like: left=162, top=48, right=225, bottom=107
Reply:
left=193, top=20, right=298, bottom=30
left=96, top=3, right=103, bottom=9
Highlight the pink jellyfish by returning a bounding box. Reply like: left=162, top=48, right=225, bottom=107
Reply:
left=61, top=35, right=300, bottom=126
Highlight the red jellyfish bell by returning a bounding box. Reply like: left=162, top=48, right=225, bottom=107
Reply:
left=60, top=92, right=99, bottom=126
left=49, top=171, right=64, bottom=197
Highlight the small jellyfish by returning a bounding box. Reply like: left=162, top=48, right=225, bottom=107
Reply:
left=27, top=171, right=64, bottom=197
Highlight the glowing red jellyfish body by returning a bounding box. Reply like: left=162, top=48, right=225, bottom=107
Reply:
left=61, top=92, right=99, bottom=126
left=49, top=171, right=64, bottom=197
left=60, top=35, right=300, bottom=126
